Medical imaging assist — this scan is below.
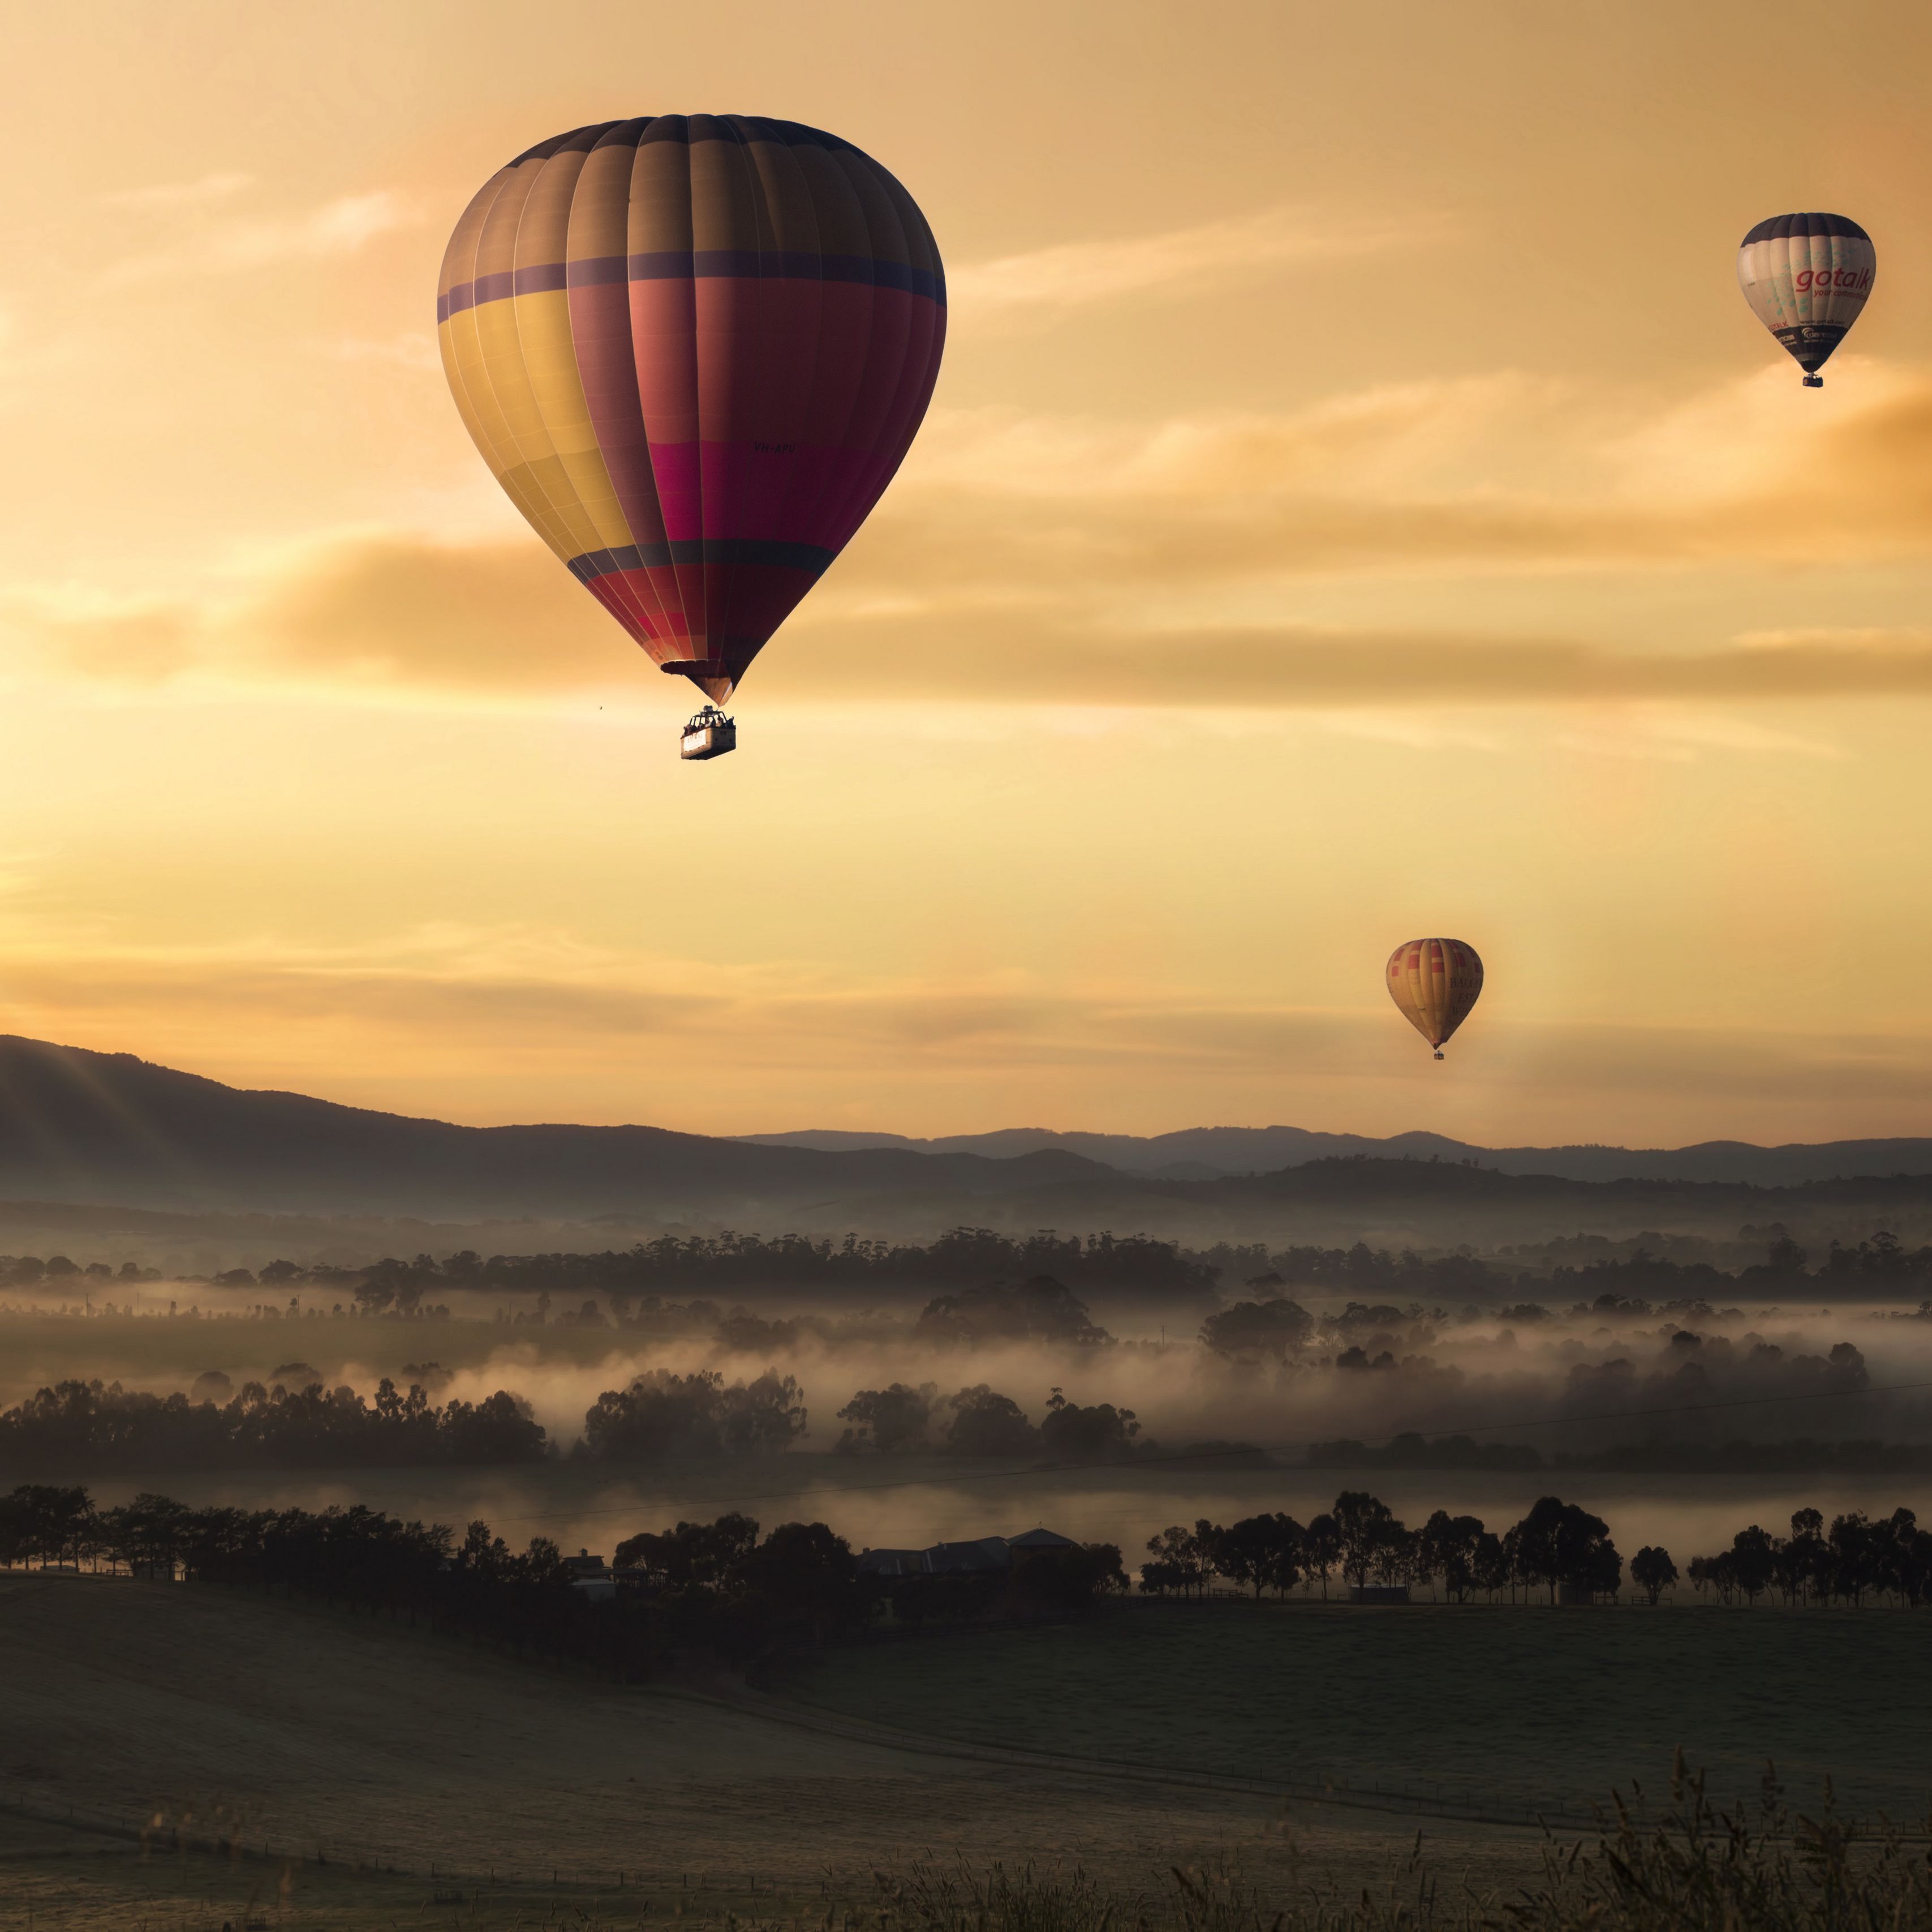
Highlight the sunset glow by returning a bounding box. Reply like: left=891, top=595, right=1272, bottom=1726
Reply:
left=4, top=2, right=1930, bottom=1142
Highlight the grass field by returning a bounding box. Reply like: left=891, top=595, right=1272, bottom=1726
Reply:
left=0, top=1576, right=1551, bottom=1930
left=793, top=1597, right=1932, bottom=1826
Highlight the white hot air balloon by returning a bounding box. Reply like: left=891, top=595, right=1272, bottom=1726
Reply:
left=1737, top=212, right=1874, bottom=387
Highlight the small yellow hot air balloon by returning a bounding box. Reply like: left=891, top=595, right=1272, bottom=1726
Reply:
left=1387, top=938, right=1483, bottom=1060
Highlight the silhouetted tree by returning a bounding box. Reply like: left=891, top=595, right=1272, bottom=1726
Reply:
left=1141, top=1523, right=1210, bottom=1596
left=1510, top=1495, right=1620, bottom=1603
left=1207, top=1513, right=1305, bottom=1597
left=1199, top=1299, right=1314, bottom=1359
left=580, top=1369, right=805, bottom=1460
left=940, top=1385, right=1040, bottom=1457
left=1038, top=1388, right=1141, bottom=1462
left=913, top=1276, right=1111, bottom=1348
left=834, top=1383, right=937, bottom=1454
left=1302, top=1512, right=1340, bottom=1598
left=1331, top=1491, right=1404, bottom=1590
left=1630, top=1545, right=1678, bottom=1604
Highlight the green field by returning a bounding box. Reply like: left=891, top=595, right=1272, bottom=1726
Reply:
left=793, top=1598, right=1932, bottom=1825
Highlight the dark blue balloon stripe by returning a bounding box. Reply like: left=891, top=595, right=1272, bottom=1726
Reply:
left=440, top=250, right=944, bottom=322
left=566, top=539, right=837, bottom=583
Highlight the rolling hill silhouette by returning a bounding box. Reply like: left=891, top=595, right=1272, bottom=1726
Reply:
left=741, top=1123, right=1932, bottom=1187
left=0, top=1035, right=1110, bottom=1216
left=2, top=1035, right=1930, bottom=1242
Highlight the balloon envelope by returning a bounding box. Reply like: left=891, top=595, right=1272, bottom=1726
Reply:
left=438, top=117, right=946, bottom=703
left=1736, top=213, right=1873, bottom=381
left=1386, top=938, right=1483, bottom=1053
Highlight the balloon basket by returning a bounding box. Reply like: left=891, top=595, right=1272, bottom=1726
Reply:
left=681, top=706, right=737, bottom=761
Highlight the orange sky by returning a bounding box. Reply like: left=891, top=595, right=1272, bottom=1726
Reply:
left=3, top=1, right=1932, bottom=1144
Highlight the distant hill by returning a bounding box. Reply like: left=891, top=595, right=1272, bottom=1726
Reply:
left=741, top=1124, right=1932, bottom=1187
left=4, top=1033, right=1932, bottom=1252
left=0, top=1035, right=1113, bottom=1217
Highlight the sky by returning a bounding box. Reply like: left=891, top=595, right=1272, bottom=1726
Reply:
left=2, top=0, right=1932, bottom=1146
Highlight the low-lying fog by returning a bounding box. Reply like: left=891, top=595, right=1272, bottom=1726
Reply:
left=5, top=1275, right=1931, bottom=1561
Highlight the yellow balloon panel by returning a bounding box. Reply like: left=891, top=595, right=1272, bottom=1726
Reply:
left=1386, top=937, right=1484, bottom=1054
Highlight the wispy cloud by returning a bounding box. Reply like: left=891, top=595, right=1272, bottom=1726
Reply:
left=949, top=203, right=1440, bottom=324
left=14, top=361, right=1932, bottom=713
left=17, top=531, right=1932, bottom=715
left=101, top=171, right=253, bottom=211
left=103, top=189, right=421, bottom=286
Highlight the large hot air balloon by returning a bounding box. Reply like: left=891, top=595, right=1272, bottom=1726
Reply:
left=1736, top=213, right=1873, bottom=388
left=1386, top=938, right=1483, bottom=1061
left=437, top=118, right=946, bottom=758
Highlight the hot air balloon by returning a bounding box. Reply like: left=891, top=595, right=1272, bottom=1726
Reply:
left=1736, top=213, right=1873, bottom=387
left=437, top=118, right=946, bottom=758
left=1386, top=938, right=1483, bottom=1060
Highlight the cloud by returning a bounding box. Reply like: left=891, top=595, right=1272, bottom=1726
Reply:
left=759, top=617, right=1932, bottom=709
left=949, top=203, right=1438, bottom=325
left=14, top=359, right=1932, bottom=711
left=19, top=532, right=1932, bottom=714
left=6, top=535, right=622, bottom=695
left=101, top=171, right=253, bottom=211
left=103, top=189, right=421, bottom=286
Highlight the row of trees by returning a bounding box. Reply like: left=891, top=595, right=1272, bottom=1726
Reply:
left=0, top=1376, right=547, bottom=1474
left=17, top=1225, right=1932, bottom=1311
left=0, top=1365, right=1165, bottom=1474
left=578, top=1369, right=807, bottom=1459
left=1139, top=1491, right=1623, bottom=1602
left=0, top=1486, right=879, bottom=1669
left=0, top=1255, right=160, bottom=1287
left=1688, top=1505, right=1932, bottom=1607
left=833, top=1382, right=1143, bottom=1460
left=203, top=1229, right=1217, bottom=1305
left=1134, top=1490, right=1932, bottom=1609
left=0, top=1487, right=1126, bottom=1658
left=1200, top=1232, right=1932, bottom=1307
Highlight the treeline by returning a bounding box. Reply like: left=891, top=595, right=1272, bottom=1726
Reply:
left=579, top=1369, right=807, bottom=1459
left=1200, top=1230, right=1932, bottom=1306
left=1137, top=1488, right=1932, bottom=1608
left=230, top=1229, right=1218, bottom=1310
left=832, top=1382, right=1144, bottom=1459
left=614, top=1512, right=1126, bottom=1634
left=1310, top=1432, right=1932, bottom=1475
left=0, top=1377, right=547, bottom=1474
left=0, top=1487, right=872, bottom=1671
left=573, top=1371, right=1152, bottom=1464
left=1139, top=1491, right=1624, bottom=1603
left=22, top=1229, right=1932, bottom=1311
left=0, top=1488, right=1121, bottom=1666
left=0, top=1255, right=161, bottom=1287
left=1689, top=1505, right=1932, bottom=1607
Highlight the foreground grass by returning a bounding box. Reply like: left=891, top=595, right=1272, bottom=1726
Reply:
left=8, top=1758, right=1928, bottom=1932
left=866, top=1757, right=1932, bottom=1931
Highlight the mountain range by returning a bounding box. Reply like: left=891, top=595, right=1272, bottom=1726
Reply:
left=2, top=1033, right=1930, bottom=1253
left=741, top=1124, right=1932, bottom=1187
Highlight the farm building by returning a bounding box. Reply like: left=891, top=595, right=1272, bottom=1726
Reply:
left=563, top=1550, right=617, bottom=1603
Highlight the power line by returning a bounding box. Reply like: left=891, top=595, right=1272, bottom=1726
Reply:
left=487, top=1373, right=1932, bottom=1528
